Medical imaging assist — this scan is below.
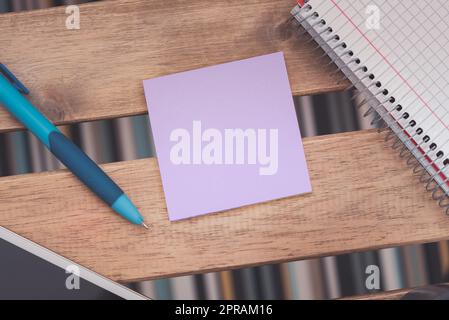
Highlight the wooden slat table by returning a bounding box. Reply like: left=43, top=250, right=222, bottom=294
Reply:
left=0, top=0, right=345, bottom=133
left=346, top=289, right=409, bottom=300
left=0, top=0, right=448, bottom=297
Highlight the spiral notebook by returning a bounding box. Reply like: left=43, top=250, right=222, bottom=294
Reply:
left=292, top=0, right=449, bottom=212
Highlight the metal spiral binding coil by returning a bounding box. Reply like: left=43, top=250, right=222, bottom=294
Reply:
left=291, top=2, right=449, bottom=214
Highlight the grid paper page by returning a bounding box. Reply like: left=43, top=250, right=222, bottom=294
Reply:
left=300, top=0, right=449, bottom=175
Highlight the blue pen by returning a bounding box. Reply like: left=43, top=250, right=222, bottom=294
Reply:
left=0, top=64, right=148, bottom=229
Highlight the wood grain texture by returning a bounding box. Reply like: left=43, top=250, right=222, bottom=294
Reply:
left=0, top=0, right=346, bottom=133
left=1, top=129, right=449, bottom=282
left=352, top=284, right=449, bottom=300
left=346, top=285, right=449, bottom=300
left=344, top=289, right=407, bottom=300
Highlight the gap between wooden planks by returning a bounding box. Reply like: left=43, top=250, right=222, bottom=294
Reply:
left=1, top=129, right=449, bottom=282
left=0, top=0, right=347, bottom=133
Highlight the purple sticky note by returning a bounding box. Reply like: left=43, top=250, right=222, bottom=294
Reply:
left=143, top=52, right=311, bottom=221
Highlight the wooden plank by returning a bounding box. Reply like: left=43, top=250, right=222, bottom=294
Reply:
left=1, top=129, right=449, bottom=282
left=347, top=284, right=449, bottom=300
left=344, top=289, right=408, bottom=300
left=0, top=0, right=347, bottom=133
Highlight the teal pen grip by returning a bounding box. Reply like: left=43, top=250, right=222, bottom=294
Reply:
left=47, top=132, right=143, bottom=225
left=48, top=131, right=124, bottom=206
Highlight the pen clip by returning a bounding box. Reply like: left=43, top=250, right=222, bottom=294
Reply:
left=0, top=63, right=30, bottom=95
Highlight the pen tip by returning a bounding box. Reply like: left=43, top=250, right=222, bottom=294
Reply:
left=142, top=222, right=149, bottom=230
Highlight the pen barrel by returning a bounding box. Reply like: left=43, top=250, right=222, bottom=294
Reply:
left=0, top=73, right=143, bottom=225
left=0, top=75, right=58, bottom=148
left=48, top=131, right=124, bottom=206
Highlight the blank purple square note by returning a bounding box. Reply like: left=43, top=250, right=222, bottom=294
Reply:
left=143, top=52, right=311, bottom=221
